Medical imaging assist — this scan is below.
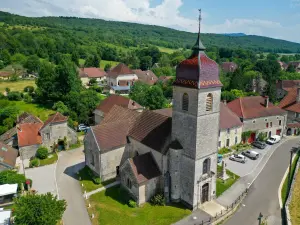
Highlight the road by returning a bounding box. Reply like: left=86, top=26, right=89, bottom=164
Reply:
left=224, top=138, right=300, bottom=225
left=56, top=147, right=92, bottom=225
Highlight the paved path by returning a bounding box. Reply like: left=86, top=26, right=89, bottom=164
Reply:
left=56, top=147, right=92, bottom=225
left=224, top=138, right=300, bottom=225
left=85, top=180, right=120, bottom=198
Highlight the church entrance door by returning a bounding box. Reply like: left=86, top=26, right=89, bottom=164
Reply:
left=201, top=183, right=209, bottom=203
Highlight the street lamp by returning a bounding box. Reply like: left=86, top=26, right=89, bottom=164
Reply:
left=257, top=212, right=263, bottom=225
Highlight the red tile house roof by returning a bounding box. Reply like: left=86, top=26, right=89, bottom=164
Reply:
left=17, top=123, right=43, bottom=147
left=17, top=112, right=43, bottom=124
left=40, top=112, right=68, bottom=131
left=278, top=88, right=300, bottom=113
left=133, top=70, right=158, bottom=85
left=96, top=95, right=142, bottom=115
left=221, top=62, right=238, bottom=73
left=219, top=102, right=243, bottom=130
left=0, top=142, right=18, bottom=169
left=91, top=105, right=141, bottom=152
left=129, top=152, right=161, bottom=184
left=0, top=127, right=17, bottom=143
left=79, top=67, right=107, bottom=78
left=276, top=80, right=300, bottom=91
left=227, top=96, right=286, bottom=119
left=107, top=63, right=134, bottom=79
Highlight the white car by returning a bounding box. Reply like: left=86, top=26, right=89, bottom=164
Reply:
left=242, top=150, right=259, bottom=160
left=78, top=125, right=89, bottom=132
left=229, top=154, right=246, bottom=163
left=267, top=135, right=281, bottom=145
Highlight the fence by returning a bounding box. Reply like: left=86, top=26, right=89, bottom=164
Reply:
left=193, top=188, right=248, bottom=225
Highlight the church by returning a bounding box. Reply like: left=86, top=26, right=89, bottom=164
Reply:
left=84, top=15, right=222, bottom=210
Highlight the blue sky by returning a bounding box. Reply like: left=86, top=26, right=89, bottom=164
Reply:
left=0, top=0, right=299, bottom=43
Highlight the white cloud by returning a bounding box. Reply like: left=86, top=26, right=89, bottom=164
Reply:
left=0, top=0, right=299, bottom=43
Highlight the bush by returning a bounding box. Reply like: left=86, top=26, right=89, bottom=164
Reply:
left=23, top=86, right=35, bottom=93
left=128, top=199, right=137, bottom=208
left=0, top=170, right=26, bottom=188
left=36, top=146, right=48, bottom=159
left=150, top=193, right=165, bottom=206
left=7, top=91, right=22, bottom=101
left=5, top=87, right=10, bottom=93
left=23, top=94, right=32, bottom=103
left=30, top=158, right=39, bottom=168
left=218, top=147, right=231, bottom=155
left=257, top=132, right=267, bottom=141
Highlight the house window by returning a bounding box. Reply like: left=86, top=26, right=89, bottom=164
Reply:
left=117, top=81, right=120, bottom=86
left=226, top=139, right=230, bottom=147
left=235, top=136, right=238, bottom=144
left=279, top=120, right=282, bottom=126
left=218, top=130, right=220, bottom=137
left=218, top=141, right=221, bottom=147
left=227, top=128, right=230, bottom=134
left=206, top=93, right=213, bottom=112
left=203, top=158, right=211, bottom=174
left=91, top=153, right=95, bottom=166
left=182, top=93, right=189, bottom=111
left=266, top=123, right=269, bottom=128
left=127, top=178, right=132, bottom=189
left=46, top=133, right=50, bottom=140
left=270, top=122, right=272, bottom=127
left=253, top=120, right=256, bottom=123
left=265, top=119, right=268, bottom=122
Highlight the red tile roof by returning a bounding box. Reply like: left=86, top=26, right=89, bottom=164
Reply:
left=219, top=102, right=243, bottom=130
left=133, top=70, right=158, bottom=85
left=17, top=112, right=43, bottom=124
left=79, top=67, right=107, bottom=78
left=107, top=63, right=134, bottom=78
left=287, top=123, right=300, bottom=128
left=0, top=72, right=11, bottom=77
left=0, top=127, right=17, bottom=143
left=153, top=108, right=172, bottom=117
left=40, top=112, right=68, bottom=131
left=174, top=53, right=222, bottom=89
left=95, top=95, right=142, bottom=115
left=17, top=123, right=43, bottom=147
left=227, top=96, right=286, bottom=119
left=276, top=80, right=300, bottom=90
left=278, top=88, right=298, bottom=109
left=129, top=152, right=161, bottom=184
left=128, top=110, right=172, bottom=154
left=0, top=142, right=18, bottom=168
left=221, top=62, right=238, bottom=73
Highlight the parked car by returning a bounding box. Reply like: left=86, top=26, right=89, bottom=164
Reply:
left=266, top=135, right=281, bottom=145
left=252, top=141, right=266, bottom=149
left=218, top=154, right=223, bottom=163
left=229, top=154, right=246, bottom=163
left=78, top=124, right=89, bottom=132
left=242, top=150, right=260, bottom=160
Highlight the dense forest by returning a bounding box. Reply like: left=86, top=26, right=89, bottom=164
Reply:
left=0, top=11, right=300, bottom=53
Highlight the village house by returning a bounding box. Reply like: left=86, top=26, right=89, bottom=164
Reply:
left=93, top=95, right=143, bottom=125
left=0, top=142, right=18, bottom=171
left=221, top=62, right=238, bottom=73
left=276, top=80, right=300, bottom=99
left=218, top=102, right=243, bottom=148
left=85, top=28, right=221, bottom=209
left=289, top=62, right=300, bottom=73
left=278, top=61, right=288, bottom=71
left=79, top=67, right=107, bottom=86
left=278, top=86, right=300, bottom=135
left=133, top=69, right=158, bottom=85
left=106, top=63, right=138, bottom=93
left=227, top=96, right=287, bottom=142
left=0, top=72, right=11, bottom=80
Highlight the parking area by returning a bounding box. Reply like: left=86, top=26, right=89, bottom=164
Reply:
left=222, top=143, right=279, bottom=177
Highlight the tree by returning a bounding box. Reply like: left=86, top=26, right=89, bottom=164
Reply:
left=7, top=91, right=22, bottom=101
left=24, top=55, right=41, bottom=74
left=0, top=49, right=11, bottom=66
left=152, top=67, right=175, bottom=77
left=144, top=85, right=166, bottom=110
left=0, top=60, right=4, bottom=70
left=36, top=146, right=49, bottom=159
left=11, top=53, right=27, bottom=65
left=0, top=170, right=26, bottom=188
left=104, top=63, right=112, bottom=72
left=140, top=56, right=152, bottom=70
left=84, top=54, right=100, bottom=67
left=71, top=51, right=79, bottom=66
left=14, top=193, right=66, bottom=225
left=229, top=68, right=245, bottom=91
left=280, top=55, right=289, bottom=63
left=286, top=64, right=296, bottom=73
left=53, top=101, right=69, bottom=115
left=129, top=81, right=150, bottom=106
left=89, top=78, right=97, bottom=86
left=158, top=54, right=171, bottom=67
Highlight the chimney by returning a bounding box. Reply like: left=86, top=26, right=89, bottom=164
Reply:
left=16, top=125, right=21, bottom=132
left=223, top=100, right=227, bottom=105
left=297, top=86, right=300, bottom=103
left=264, top=96, right=269, bottom=108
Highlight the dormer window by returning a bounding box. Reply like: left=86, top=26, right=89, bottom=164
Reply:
left=206, top=93, right=213, bottom=111
left=182, top=93, right=189, bottom=111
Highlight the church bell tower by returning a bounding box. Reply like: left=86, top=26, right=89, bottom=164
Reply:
left=169, top=9, right=222, bottom=210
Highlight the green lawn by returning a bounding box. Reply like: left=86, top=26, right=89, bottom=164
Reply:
left=12, top=101, right=54, bottom=121
left=68, top=142, right=83, bottom=150
left=0, top=22, right=4, bottom=26
left=0, top=80, right=36, bottom=93
left=78, top=166, right=115, bottom=192
left=216, top=165, right=240, bottom=197
left=79, top=59, right=119, bottom=69
left=157, top=46, right=178, bottom=54
left=88, top=186, right=191, bottom=225
left=281, top=152, right=300, bottom=204
left=39, top=153, right=58, bottom=166
left=289, top=158, right=300, bottom=225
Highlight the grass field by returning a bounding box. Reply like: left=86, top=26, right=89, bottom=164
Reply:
left=79, top=59, right=119, bottom=69
left=88, top=186, right=191, bottom=225
left=0, top=80, right=36, bottom=93
left=216, top=165, right=240, bottom=197
left=0, top=22, right=4, bottom=26
left=157, top=46, right=178, bottom=54
left=12, top=101, right=54, bottom=121
left=289, top=160, right=300, bottom=225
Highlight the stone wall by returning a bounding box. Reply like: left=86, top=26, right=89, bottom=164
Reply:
left=84, top=130, right=101, bottom=176
left=19, top=144, right=40, bottom=159
left=94, top=109, right=104, bottom=125
left=219, top=126, right=243, bottom=148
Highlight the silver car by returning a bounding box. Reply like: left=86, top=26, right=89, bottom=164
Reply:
left=229, top=154, right=246, bottom=163
left=242, top=150, right=259, bottom=160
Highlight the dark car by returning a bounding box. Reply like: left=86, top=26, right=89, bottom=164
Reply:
left=252, top=141, right=266, bottom=149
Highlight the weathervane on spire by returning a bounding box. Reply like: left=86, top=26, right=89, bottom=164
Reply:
left=198, top=9, right=202, bottom=37
left=191, top=8, right=205, bottom=53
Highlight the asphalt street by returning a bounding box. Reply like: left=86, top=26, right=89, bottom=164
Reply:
left=224, top=138, right=300, bottom=225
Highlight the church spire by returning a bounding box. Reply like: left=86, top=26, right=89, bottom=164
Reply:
left=192, top=9, right=206, bottom=54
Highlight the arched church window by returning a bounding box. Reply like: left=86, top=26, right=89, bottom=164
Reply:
left=182, top=93, right=189, bottom=111
left=203, top=158, right=211, bottom=174
left=206, top=93, right=213, bottom=112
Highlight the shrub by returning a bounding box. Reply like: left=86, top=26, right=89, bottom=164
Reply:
left=257, top=132, right=267, bottom=141
left=128, top=199, right=137, bottom=208
left=218, top=147, right=231, bottom=155
left=7, top=91, right=22, bottom=101
left=150, top=193, right=165, bottom=206
left=92, top=177, right=101, bottom=184
left=0, top=170, right=26, bottom=188
left=36, top=147, right=48, bottom=159
left=5, top=87, right=10, bottom=93
left=30, top=158, right=39, bottom=168
left=23, top=94, right=32, bottom=103
left=23, top=86, right=35, bottom=93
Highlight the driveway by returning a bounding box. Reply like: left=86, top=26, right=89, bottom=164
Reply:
left=25, top=164, right=57, bottom=195
left=56, top=147, right=92, bottom=225
left=224, top=137, right=300, bottom=225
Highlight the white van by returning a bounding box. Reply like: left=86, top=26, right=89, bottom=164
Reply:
left=267, top=135, right=281, bottom=145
